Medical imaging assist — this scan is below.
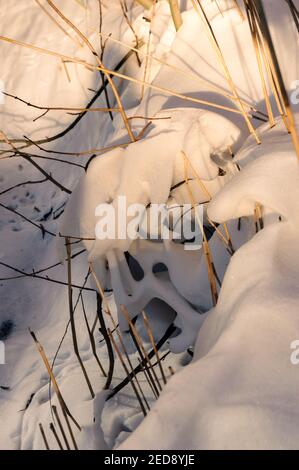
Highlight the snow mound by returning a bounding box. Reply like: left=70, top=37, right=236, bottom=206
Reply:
left=120, top=132, right=299, bottom=450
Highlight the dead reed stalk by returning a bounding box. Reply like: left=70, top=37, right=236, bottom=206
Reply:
left=192, top=0, right=261, bottom=144
left=39, top=422, right=50, bottom=450
left=121, top=305, right=162, bottom=394
left=0, top=35, right=251, bottom=117
left=108, top=328, right=148, bottom=416
left=49, top=422, right=64, bottom=450
left=89, top=264, right=151, bottom=404
left=52, top=405, right=71, bottom=450
left=169, top=0, right=183, bottom=31
left=142, top=311, right=167, bottom=385
left=65, top=238, right=95, bottom=399
left=251, top=0, right=299, bottom=160
left=29, top=329, right=81, bottom=431
left=45, top=0, right=135, bottom=142
left=245, top=1, right=275, bottom=127
left=182, top=151, right=218, bottom=305
left=80, top=294, right=106, bottom=377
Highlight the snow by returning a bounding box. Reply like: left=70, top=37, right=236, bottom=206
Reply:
left=0, top=0, right=299, bottom=451
left=58, top=107, right=240, bottom=260
left=120, top=122, right=299, bottom=450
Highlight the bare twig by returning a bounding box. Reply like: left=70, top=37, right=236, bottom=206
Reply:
left=49, top=422, right=64, bottom=450
left=107, top=323, right=176, bottom=400
left=39, top=423, right=50, bottom=450
left=29, top=329, right=81, bottom=430
left=0, top=48, right=136, bottom=147
left=285, top=0, right=299, bottom=32
left=253, top=0, right=299, bottom=159
left=3, top=92, right=118, bottom=115
left=0, top=130, right=72, bottom=193
left=142, top=311, right=167, bottom=385
left=169, top=0, right=183, bottom=31
left=45, top=0, right=135, bottom=142
left=80, top=293, right=106, bottom=377
left=108, top=328, right=147, bottom=416
left=52, top=405, right=71, bottom=450
left=121, top=305, right=162, bottom=394
left=0, top=35, right=250, bottom=121
left=192, top=0, right=260, bottom=143
left=0, top=259, right=95, bottom=291
left=96, top=292, right=115, bottom=390
left=0, top=177, right=47, bottom=196
left=34, top=0, right=82, bottom=47
left=65, top=238, right=95, bottom=398
left=0, top=202, right=56, bottom=237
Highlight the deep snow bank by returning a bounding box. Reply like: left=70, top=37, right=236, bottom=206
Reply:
left=120, top=119, right=299, bottom=450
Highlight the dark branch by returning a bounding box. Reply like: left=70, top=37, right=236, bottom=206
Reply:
left=97, top=293, right=114, bottom=390
left=107, top=323, right=176, bottom=400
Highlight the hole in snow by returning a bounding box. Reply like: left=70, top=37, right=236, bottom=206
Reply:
left=152, top=262, right=168, bottom=274
left=0, top=320, right=14, bottom=340
left=125, top=252, right=144, bottom=281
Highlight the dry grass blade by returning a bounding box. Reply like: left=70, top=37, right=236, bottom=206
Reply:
left=95, top=292, right=115, bottom=390
left=102, top=306, right=150, bottom=411
left=137, top=357, right=159, bottom=399
left=255, top=27, right=289, bottom=129
left=285, top=0, right=299, bottom=32
left=52, top=405, right=71, bottom=450
left=142, top=311, right=167, bottom=385
left=121, top=305, right=162, bottom=394
left=45, top=0, right=135, bottom=142
left=135, top=0, right=153, bottom=8
left=65, top=238, right=95, bottom=399
left=62, top=410, right=79, bottom=450
left=252, top=0, right=299, bottom=160
left=80, top=294, right=107, bottom=377
left=254, top=202, right=264, bottom=232
left=96, top=29, right=263, bottom=113
left=0, top=35, right=249, bottom=117
left=49, top=422, right=64, bottom=450
left=34, top=0, right=82, bottom=48
left=233, top=0, right=245, bottom=20
left=182, top=151, right=218, bottom=305
left=4, top=91, right=119, bottom=113
left=245, top=1, right=275, bottom=127
left=0, top=129, right=71, bottom=194
left=169, top=0, right=183, bottom=31
left=89, top=264, right=149, bottom=405
left=39, top=422, right=50, bottom=450
left=181, top=152, right=212, bottom=201
left=29, top=329, right=81, bottom=431
left=192, top=0, right=261, bottom=144
left=140, top=0, right=155, bottom=100
left=207, top=217, right=235, bottom=255
left=88, top=266, right=115, bottom=389
left=107, top=324, right=176, bottom=400
left=108, top=328, right=148, bottom=416
left=61, top=59, right=71, bottom=82
left=119, top=0, right=140, bottom=61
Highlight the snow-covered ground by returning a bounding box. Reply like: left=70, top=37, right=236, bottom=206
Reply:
left=0, top=0, right=299, bottom=450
